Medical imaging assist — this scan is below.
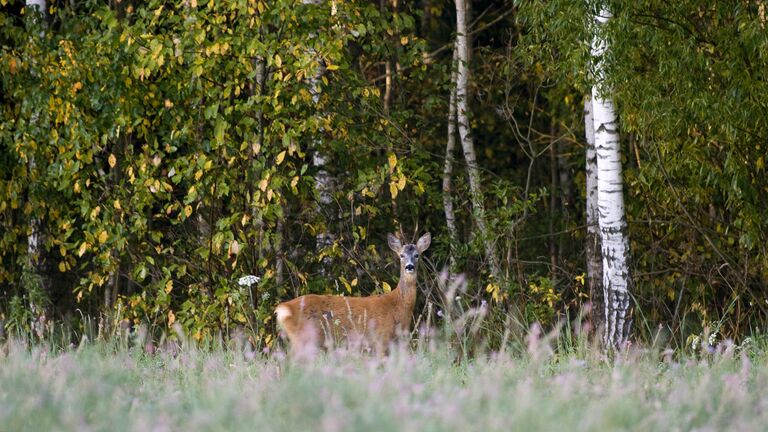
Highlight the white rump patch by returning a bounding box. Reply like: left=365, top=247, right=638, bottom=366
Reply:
left=275, top=305, right=292, bottom=324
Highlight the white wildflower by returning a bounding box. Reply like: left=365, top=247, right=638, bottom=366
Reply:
left=238, top=275, right=260, bottom=287
left=708, top=331, right=718, bottom=347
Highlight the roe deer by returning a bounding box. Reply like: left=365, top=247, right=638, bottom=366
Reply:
left=275, top=232, right=431, bottom=354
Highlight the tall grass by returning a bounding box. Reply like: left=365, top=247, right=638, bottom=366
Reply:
left=2, top=329, right=767, bottom=432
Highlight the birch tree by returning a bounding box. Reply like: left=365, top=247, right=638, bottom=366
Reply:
left=25, top=0, right=48, bottom=335
left=583, top=95, right=604, bottom=331
left=590, top=6, right=632, bottom=349
left=454, top=0, right=502, bottom=282
left=304, top=0, right=336, bottom=274
left=442, top=47, right=460, bottom=275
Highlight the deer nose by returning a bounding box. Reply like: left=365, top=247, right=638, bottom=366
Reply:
left=405, top=264, right=415, bottom=272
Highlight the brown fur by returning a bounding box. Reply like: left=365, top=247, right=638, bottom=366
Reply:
left=275, top=233, right=430, bottom=354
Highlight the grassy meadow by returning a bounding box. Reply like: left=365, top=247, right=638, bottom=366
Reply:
left=2, top=331, right=767, bottom=432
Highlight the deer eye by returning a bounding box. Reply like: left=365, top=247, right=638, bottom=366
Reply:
left=414, top=254, right=419, bottom=258
left=400, top=254, right=405, bottom=258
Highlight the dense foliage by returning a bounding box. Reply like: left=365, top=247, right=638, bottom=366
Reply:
left=2, top=0, right=768, bottom=348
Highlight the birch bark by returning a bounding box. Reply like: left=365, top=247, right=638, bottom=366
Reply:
left=442, top=47, right=460, bottom=275
left=455, top=0, right=502, bottom=282
left=583, top=95, right=604, bottom=331
left=26, top=0, right=48, bottom=333
left=304, top=0, right=335, bottom=273
left=590, top=7, right=632, bottom=349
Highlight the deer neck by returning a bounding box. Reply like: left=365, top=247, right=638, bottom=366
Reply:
left=393, top=269, right=418, bottom=306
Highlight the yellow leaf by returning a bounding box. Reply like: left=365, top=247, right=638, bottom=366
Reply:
left=165, top=279, right=173, bottom=294
left=90, top=206, right=101, bottom=220
left=108, top=153, right=116, bottom=168
left=397, top=174, right=406, bottom=191
left=274, top=54, right=282, bottom=68
left=326, top=64, right=339, bottom=71
left=267, top=189, right=274, bottom=201
left=389, top=182, right=398, bottom=200
left=58, top=261, right=67, bottom=272
left=195, top=170, right=203, bottom=181
left=290, top=176, right=299, bottom=188
left=204, top=160, right=212, bottom=170
left=168, top=309, right=175, bottom=326
left=351, top=278, right=358, bottom=287
left=184, top=205, right=193, bottom=218
left=486, top=283, right=502, bottom=302
left=387, top=153, right=397, bottom=173
left=276, top=150, right=286, bottom=165
left=78, top=242, right=88, bottom=257
left=98, top=230, right=108, bottom=244
left=113, top=199, right=121, bottom=210
left=74, top=181, right=81, bottom=193
left=229, top=239, right=240, bottom=256
left=258, top=178, right=269, bottom=192
left=400, top=36, right=409, bottom=45
left=382, top=281, right=392, bottom=292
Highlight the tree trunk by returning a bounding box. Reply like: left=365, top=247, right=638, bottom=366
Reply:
left=591, top=7, right=632, bottom=349
left=548, top=124, right=558, bottom=286
left=26, top=0, right=48, bottom=334
left=304, top=1, right=336, bottom=274
left=382, top=0, right=399, bottom=218
left=442, top=46, right=460, bottom=275
left=26, top=0, right=45, bottom=13
left=584, top=95, right=604, bottom=332
left=454, top=0, right=502, bottom=282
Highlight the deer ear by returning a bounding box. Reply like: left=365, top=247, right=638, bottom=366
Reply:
left=387, top=233, right=402, bottom=252
left=416, top=232, right=431, bottom=253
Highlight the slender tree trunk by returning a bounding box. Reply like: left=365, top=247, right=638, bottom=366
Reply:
left=591, top=7, right=632, bottom=349
left=310, top=66, right=336, bottom=274
left=420, top=0, right=432, bottom=38
left=584, top=95, right=604, bottom=332
left=454, top=0, right=502, bottom=282
left=304, top=0, right=335, bottom=274
left=26, top=0, right=48, bottom=335
left=382, top=0, right=399, bottom=218
left=105, top=135, right=126, bottom=311
left=274, top=216, right=285, bottom=287
left=557, top=135, right=572, bottom=283
left=443, top=47, right=460, bottom=274
left=558, top=140, right=573, bottom=216
left=548, top=124, right=558, bottom=285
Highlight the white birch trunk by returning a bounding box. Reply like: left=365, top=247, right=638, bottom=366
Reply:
left=584, top=95, right=604, bottom=331
left=26, top=0, right=46, bottom=266
left=304, top=0, right=335, bottom=273
left=26, top=0, right=45, bottom=13
left=455, top=0, right=502, bottom=282
left=442, top=47, right=460, bottom=274
left=26, top=0, right=47, bottom=335
left=591, top=7, right=632, bottom=349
